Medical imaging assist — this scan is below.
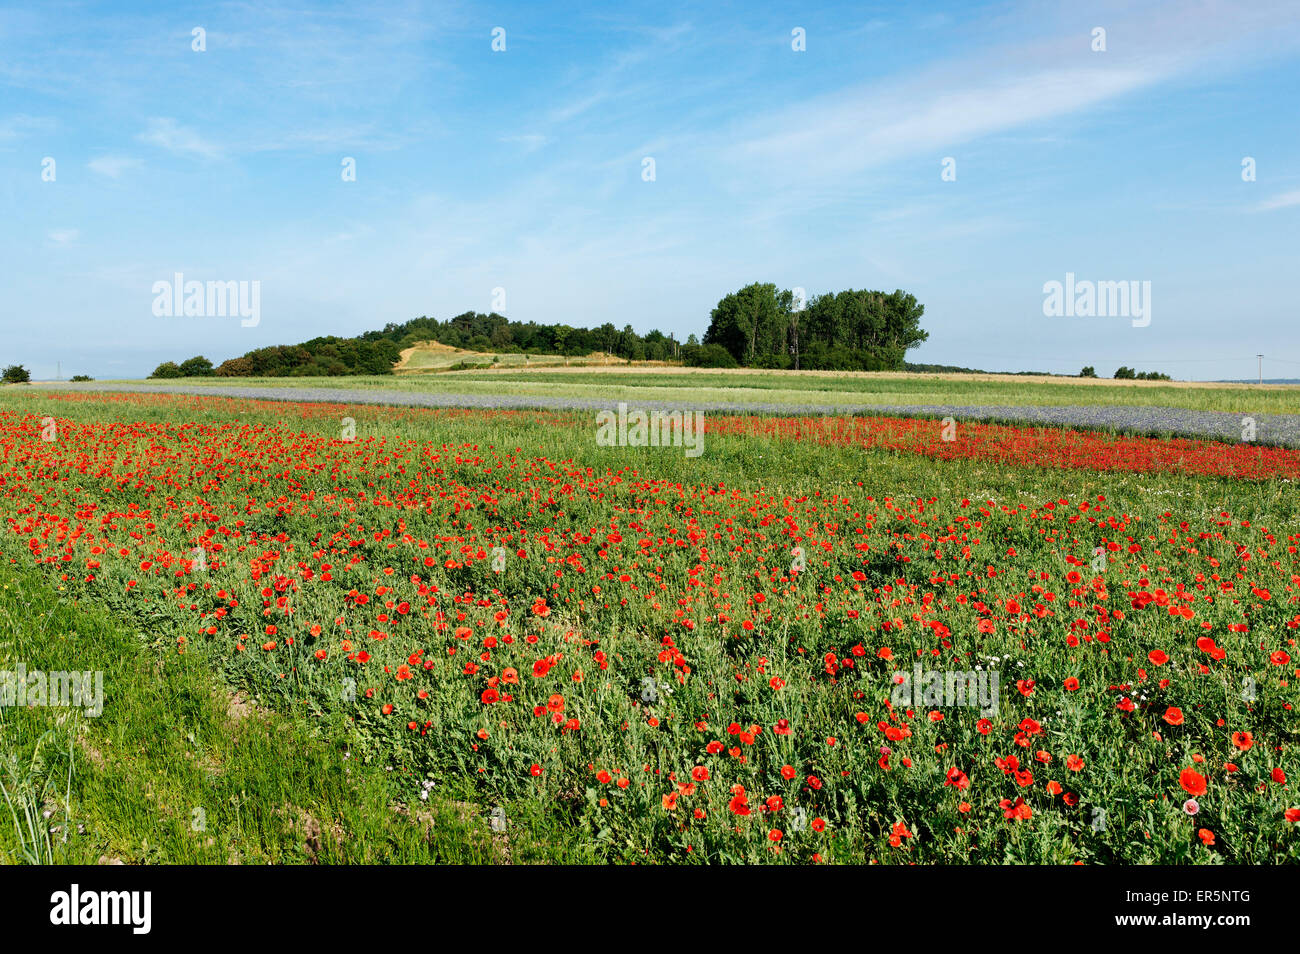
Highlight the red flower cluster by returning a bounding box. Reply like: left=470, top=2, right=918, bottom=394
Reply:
left=2, top=395, right=1297, bottom=862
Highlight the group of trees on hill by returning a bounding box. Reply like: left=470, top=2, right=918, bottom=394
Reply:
left=213, top=337, right=400, bottom=377
left=152, top=356, right=214, bottom=378
left=1112, top=366, right=1172, bottom=381
left=145, top=287, right=929, bottom=378
left=148, top=314, right=691, bottom=378
left=0, top=365, right=90, bottom=382
left=151, top=337, right=402, bottom=378
left=1080, top=366, right=1170, bottom=381
left=702, top=283, right=929, bottom=370
left=363, top=313, right=686, bottom=362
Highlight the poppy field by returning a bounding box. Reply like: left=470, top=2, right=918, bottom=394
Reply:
left=2, top=388, right=1298, bottom=864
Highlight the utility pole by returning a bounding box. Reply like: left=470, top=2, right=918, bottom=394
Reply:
left=1258, top=354, right=1264, bottom=385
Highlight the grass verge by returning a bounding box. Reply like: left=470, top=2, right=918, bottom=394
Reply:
left=0, top=558, right=592, bottom=864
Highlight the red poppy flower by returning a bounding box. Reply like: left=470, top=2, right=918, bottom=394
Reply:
left=1179, top=768, right=1208, bottom=797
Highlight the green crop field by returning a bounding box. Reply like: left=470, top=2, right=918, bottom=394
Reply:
left=2, top=387, right=1297, bottom=865
left=59, top=367, right=1300, bottom=416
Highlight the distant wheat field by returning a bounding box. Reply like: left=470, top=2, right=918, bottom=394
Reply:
left=393, top=341, right=655, bottom=372
left=69, top=362, right=1300, bottom=416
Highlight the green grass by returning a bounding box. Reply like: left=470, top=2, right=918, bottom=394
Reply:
left=396, top=345, right=625, bottom=371
left=0, top=557, right=593, bottom=864
left=399, top=347, right=529, bottom=370
left=2, top=389, right=1297, bottom=864
left=54, top=367, right=1300, bottom=416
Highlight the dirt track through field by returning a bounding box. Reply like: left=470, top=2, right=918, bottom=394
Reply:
left=43, top=382, right=1300, bottom=448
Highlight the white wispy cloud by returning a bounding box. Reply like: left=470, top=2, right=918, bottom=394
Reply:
left=244, top=122, right=419, bottom=153
left=499, top=133, right=548, bottom=152
left=717, top=0, right=1300, bottom=188
left=47, top=228, right=80, bottom=245
left=548, top=89, right=614, bottom=124
left=137, top=118, right=223, bottom=159
left=0, top=113, right=55, bottom=143
left=87, top=155, right=143, bottom=178
left=729, top=66, right=1155, bottom=179
left=1255, top=189, right=1300, bottom=212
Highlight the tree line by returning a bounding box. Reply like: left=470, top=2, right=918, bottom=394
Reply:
left=146, top=285, right=930, bottom=378
left=149, top=313, right=691, bottom=378
left=1079, top=366, right=1172, bottom=381
left=362, top=313, right=688, bottom=362
left=702, top=283, right=929, bottom=370
left=150, top=337, right=401, bottom=378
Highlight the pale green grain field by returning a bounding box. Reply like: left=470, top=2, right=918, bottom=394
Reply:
left=66, top=366, right=1300, bottom=416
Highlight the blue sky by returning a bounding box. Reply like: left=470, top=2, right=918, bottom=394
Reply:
left=2, top=0, right=1299, bottom=380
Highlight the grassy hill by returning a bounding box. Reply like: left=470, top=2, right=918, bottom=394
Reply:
left=393, top=340, right=666, bottom=373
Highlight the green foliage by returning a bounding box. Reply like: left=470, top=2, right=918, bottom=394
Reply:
left=702, top=284, right=928, bottom=370
left=0, top=554, right=591, bottom=864
left=904, top=362, right=988, bottom=374
left=1114, top=367, right=1170, bottom=381
left=364, top=313, right=685, bottom=363
left=682, top=342, right=739, bottom=368
left=703, top=283, right=784, bottom=365
left=1, top=365, right=31, bottom=384
left=1080, top=366, right=1098, bottom=378
left=3, top=389, right=1295, bottom=864
left=213, top=337, right=402, bottom=377
left=193, top=313, right=679, bottom=378
left=149, top=361, right=183, bottom=379
left=178, top=355, right=214, bottom=377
